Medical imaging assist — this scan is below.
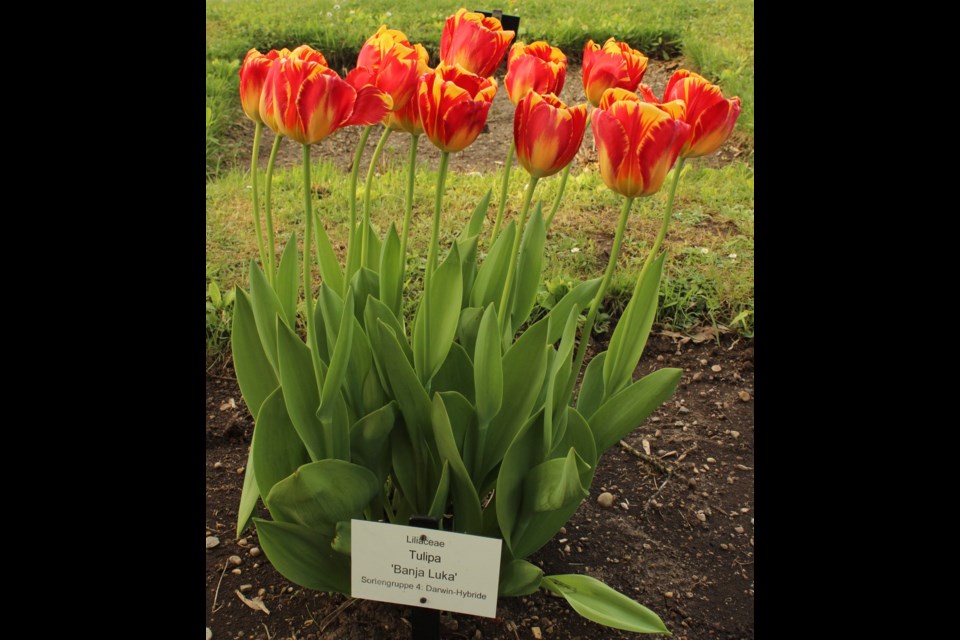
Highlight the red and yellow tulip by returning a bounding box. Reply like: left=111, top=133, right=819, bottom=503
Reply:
left=417, top=63, right=497, bottom=153
left=259, top=56, right=393, bottom=146
left=384, top=44, right=432, bottom=135
left=513, top=92, right=586, bottom=178
left=641, top=69, right=742, bottom=158
left=440, top=8, right=515, bottom=78
left=591, top=89, right=690, bottom=198
left=504, top=41, right=567, bottom=105
left=240, top=45, right=327, bottom=125
left=582, top=38, right=648, bottom=107
left=353, top=26, right=427, bottom=113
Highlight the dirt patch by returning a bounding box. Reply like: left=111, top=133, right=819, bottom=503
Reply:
left=206, top=332, right=754, bottom=639
left=222, top=59, right=750, bottom=178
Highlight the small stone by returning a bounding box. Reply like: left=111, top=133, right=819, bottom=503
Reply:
left=656, top=355, right=664, bottom=362
left=687, top=477, right=697, bottom=488
left=213, top=461, right=223, bottom=469
left=231, top=568, right=241, bottom=575
left=532, top=626, right=543, bottom=639
left=720, top=543, right=729, bottom=550
left=239, top=584, right=253, bottom=593
left=741, top=507, right=750, bottom=513
left=620, top=502, right=629, bottom=511
left=559, top=527, right=566, bottom=535
left=252, top=563, right=259, bottom=569
left=707, top=457, right=716, bottom=464
left=228, top=555, right=242, bottom=566
left=692, top=372, right=702, bottom=381
left=236, top=467, right=245, bottom=475
left=206, top=628, right=212, bottom=640
left=735, top=526, right=745, bottom=534
left=730, top=431, right=741, bottom=439
left=249, top=547, right=261, bottom=557
left=643, top=543, right=652, bottom=550
left=563, top=544, right=571, bottom=553
left=678, top=406, right=690, bottom=414
left=597, top=492, right=615, bottom=508
left=474, top=629, right=483, bottom=639
left=738, top=390, right=751, bottom=401
left=237, top=538, right=249, bottom=547
left=686, top=592, right=694, bottom=598
left=257, top=588, right=266, bottom=597
left=727, top=476, right=735, bottom=484
left=699, top=359, right=708, bottom=366
left=287, top=586, right=294, bottom=593
left=206, top=536, right=220, bottom=549
left=696, top=511, right=707, bottom=522
left=711, top=364, right=722, bottom=372
left=664, top=591, right=674, bottom=598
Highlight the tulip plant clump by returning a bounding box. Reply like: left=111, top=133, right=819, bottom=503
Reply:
left=231, top=7, right=740, bottom=634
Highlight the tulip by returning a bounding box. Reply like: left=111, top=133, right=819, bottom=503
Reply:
left=353, top=26, right=427, bottom=113
left=591, top=89, right=689, bottom=198
left=504, top=41, right=567, bottom=105
left=513, top=92, right=586, bottom=178
left=582, top=38, right=648, bottom=107
left=417, top=63, right=497, bottom=153
left=385, top=44, right=432, bottom=135
left=241, top=46, right=328, bottom=126
left=259, top=57, right=393, bottom=146
left=440, top=7, right=514, bottom=77
left=640, top=69, right=741, bottom=158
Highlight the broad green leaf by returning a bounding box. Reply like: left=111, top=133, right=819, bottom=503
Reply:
left=457, top=306, right=485, bottom=357
left=208, top=281, right=222, bottom=307
left=364, top=296, right=412, bottom=365
left=376, top=320, right=431, bottom=459
left=251, top=387, right=311, bottom=502
left=349, top=402, right=396, bottom=483
left=390, top=426, right=420, bottom=511
left=480, top=318, right=549, bottom=479
left=331, top=520, right=351, bottom=555
left=316, top=284, right=344, bottom=359
left=363, top=219, right=382, bottom=273
left=360, top=367, right=387, bottom=419
left=437, top=390, right=475, bottom=456
left=277, top=320, right=326, bottom=460
left=319, top=290, right=354, bottom=422
left=546, top=278, right=602, bottom=344
left=510, top=203, right=546, bottom=333
left=457, top=234, right=480, bottom=308
left=413, top=244, right=462, bottom=384
left=469, top=221, right=515, bottom=310
left=348, top=267, right=380, bottom=323
left=264, top=459, right=380, bottom=535
left=249, top=261, right=285, bottom=372
left=465, top=189, right=492, bottom=238
left=253, top=519, right=350, bottom=595
left=313, top=218, right=345, bottom=295
left=430, top=394, right=483, bottom=534
left=575, top=351, right=607, bottom=420
left=232, top=287, right=278, bottom=419
left=275, top=233, right=299, bottom=328
left=474, top=304, right=503, bottom=428
left=498, top=558, right=543, bottom=597
left=541, top=574, right=669, bottom=634
left=379, top=223, right=403, bottom=318
left=603, top=253, right=665, bottom=398
left=237, top=444, right=258, bottom=537
left=495, top=411, right=541, bottom=553
left=432, top=343, right=475, bottom=404
left=428, top=460, right=450, bottom=521
left=544, top=307, right=580, bottom=452
left=553, top=407, right=597, bottom=468
left=590, top=367, right=682, bottom=454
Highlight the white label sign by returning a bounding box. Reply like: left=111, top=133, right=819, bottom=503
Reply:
left=350, top=519, right=502, bottom=618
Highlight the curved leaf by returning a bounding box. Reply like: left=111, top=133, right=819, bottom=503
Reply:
left=313, top=218, right=345, bottom=296
left=469, top=221, right=515, bottom=310
left=498, top=558, right=543, bottom=596
left=590, top=368, right=682, bottom=454
left=349, top=401, right=396, bottom=483
left=251, top=387, right=311, bottom=503
left=474, top=304, right=503, bottom=428
left=276, top=320, right=326, bottom=460
left=430, top=394, right=482, bottom=534
left=379, top=223, right=402, bottom=318
left=575, top=351, right=607, bottom=421
left=433, top=343, right=476, bottom=404
left=231, top=287, right=278, bottom=420
left=237, top=445, right=259, bottom=537
left=413, top=244, right=462, bottom=384
left=510, top=203, right=546, bottom=333
left=542, top=574, right=669, bottom=633
left=546, top=278, right=601, bottom=344
left=253, top=519, right=350, bottom=595
left=249, top=260, right=285, bottom=372
left=274, top=233, right=299, bottom=328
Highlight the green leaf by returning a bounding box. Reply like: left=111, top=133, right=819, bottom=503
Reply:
left=348, top=267, right=380, bottom=323
left=428, top=460, right=450, bottom=521
left=276, top=320, right=326, bottom=461
left=208, top=281, right=222, bottom=308
left=456, top=234, right=480, bottom=309
left=275, top=233, right=299, bottom=328
left=437, top=390, right=475, bottom=456
left=469, top=221, right=515, bottom=310
left=237, top=444, right=258, bottom=537
left=457, top=306, right=485, bottom=357
left=319, top=289, right=354, bottom=423
left=466, top=189, right=492, bottom=238
left=251, top=387, right=311, bottom=501
left=590, top=368, right=682, bottom=454
left=315, top=283, right=344, bottom=360
left=376, top=320, right=431, bottom=460
left=249, top=261, right=285, bottom=372
left=430, top=394, right=483, bottom=534
left=231, top=287, right=279, bottom=420
left=349, top=402, right=396, bottom=483
left=331, top=520, right=352, bottom=555
left=603, top=253, right=665, bottom=398
left=363, top=219, right=382, bottom=273
left=541, top=574, right=670, bottom=633
left=510, top=203, right=546, bottom=333
left=544, top=306, right=581, bottom=451
left=474, top=304, right=503, bottom=428
left=413, top=244, right=462, bottom=384
left=499, top=558, right=543, bottom=596
left=495, top=411, right=540, bottom=553
left=253, top=519, right=351, bottom=595
left=313, top=218, right=345, bottom=295
left=379, top=223, right=403, bottom=318
left=553, top=407, right=597, bottom=468
left=364, top=296, right=412, bottom=365
left=432, top=343, right=475, bottom=405
left=546, top=277, right=601, bottom=344
left=264, top=459, right=380, bottom=535
left=575, top=351, right=607, bottom=420
left=390, top=426, right=420, bottom=511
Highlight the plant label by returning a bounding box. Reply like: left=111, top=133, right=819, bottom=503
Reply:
left=350, top=519, right=502, bottom=617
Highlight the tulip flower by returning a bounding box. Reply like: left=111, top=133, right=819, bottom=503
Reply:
left=353, top=26, right=427, bottom=114
left=417, top=63, right=497, bottom=153
left=640, top=69, right=741, bottom=158
left=440, top=7, right=514, bottom=77
left=504, top=41, right=567, bottom=105
left=241, top=46, right=328, bottom=126
left=591, top=89, right=689, bottom=198
left=384, top=44, right=432, bottom=135
left=582, top=38, right=648, bottom=107
left=514, top=92, right=586, bottom=178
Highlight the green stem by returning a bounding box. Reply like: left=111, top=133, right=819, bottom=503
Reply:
left=546, top=111, right=592, bottom=228
left=566, top=195, right=635, bottom=401
left=344, top=125, right=373, bottom=295
left=249, top=122, right=268, bottom=274
left=497, top=173, right=540, bottom=335
left=636, top=157, right=685, bottom=284
left=361, top=127, right=392, bottom=267
left=425, top=151, right=450, bottom=288
left=301, top=145, right=315, bottom=324
left=264, top=132, right=283, bottom=286
left=399, top=134, right=420, bottom=277
left=490, top=140, right=515, bottom=243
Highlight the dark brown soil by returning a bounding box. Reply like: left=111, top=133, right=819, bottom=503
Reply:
left=205, top=332, right=754, bottom=640
left=222, top=60, right=752, bottom=178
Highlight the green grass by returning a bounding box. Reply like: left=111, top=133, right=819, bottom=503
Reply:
left=206, top=152, right=754, bottom=350
left=206, top=58, right=241, bottom=177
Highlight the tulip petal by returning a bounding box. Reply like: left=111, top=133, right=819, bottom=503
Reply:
left=297, top=70, right=356, bottom=144
left=592, top=108, right=631, bottom=194
left=439, top=99, right=492, bottom=152
left=686, top=97, right=740, bottom=157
